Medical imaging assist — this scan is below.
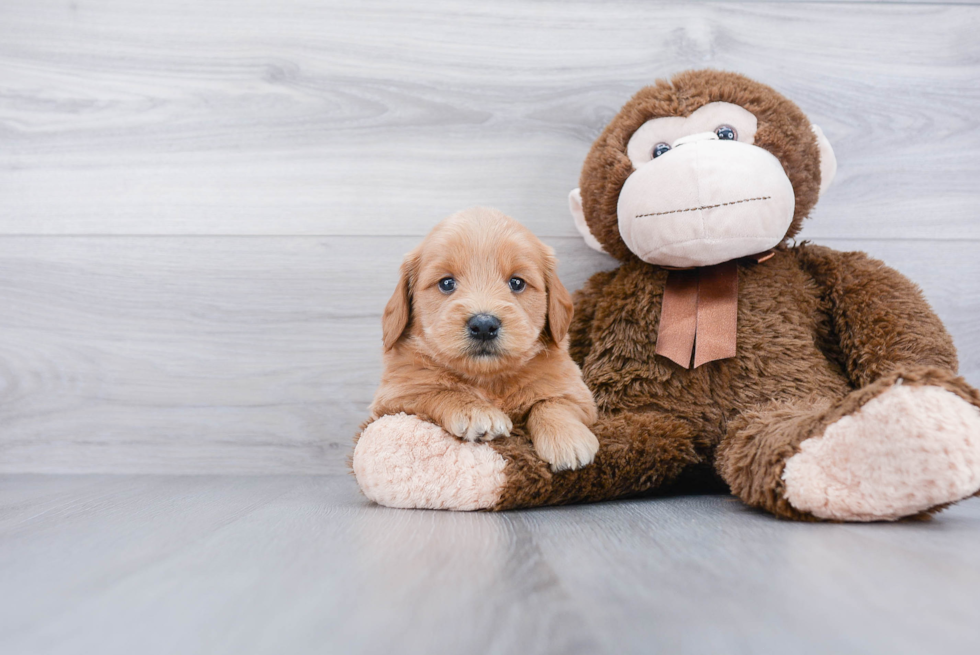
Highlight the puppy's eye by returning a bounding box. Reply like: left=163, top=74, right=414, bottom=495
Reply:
left=715, top=125, right=737, bottom=141
left=438, top=277, right=456, bottom=294
left=652, top=143, right=671, bottom=159
left=508, top=277, right=526, bottom=293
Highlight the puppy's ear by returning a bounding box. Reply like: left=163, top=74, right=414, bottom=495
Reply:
left=544, top=250, right=574, bottom=345
left=382, top=249, right=420, bottom=351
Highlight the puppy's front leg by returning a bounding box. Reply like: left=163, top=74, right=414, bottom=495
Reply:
left=527, top=399, right=600, bottom=471
left=418, top=391, right=513, bottom=443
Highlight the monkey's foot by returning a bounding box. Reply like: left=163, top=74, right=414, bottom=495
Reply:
left=353, top=413, right=507, bottom=511
left=782, top=384, right=980, bottom=521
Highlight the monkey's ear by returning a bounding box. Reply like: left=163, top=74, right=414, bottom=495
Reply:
left=569, top=188, right=607, bottom=253
left=811, top=125, right=837, bottom=196
left=381, top=250, right=420, bottom=351
left=544, top=250, right=574, bottom=345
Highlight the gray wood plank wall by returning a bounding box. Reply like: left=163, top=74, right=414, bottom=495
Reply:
left=1, top=0, right=978, bottom=474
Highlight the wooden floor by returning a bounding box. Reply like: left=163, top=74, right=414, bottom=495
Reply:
left=1, top=474, right=979, bottom=655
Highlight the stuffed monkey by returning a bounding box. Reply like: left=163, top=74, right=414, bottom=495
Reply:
left=353, top=70, right=980, bottom=521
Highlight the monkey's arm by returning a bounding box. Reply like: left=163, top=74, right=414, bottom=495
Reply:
left=354, top=406, right=703, bottom=511
left=568, top=269, right=617, bottom=367
left=797, top=245, right=957, bottom=387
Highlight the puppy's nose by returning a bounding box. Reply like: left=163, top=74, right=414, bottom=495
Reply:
left=467, top=314, right=501, bottom=341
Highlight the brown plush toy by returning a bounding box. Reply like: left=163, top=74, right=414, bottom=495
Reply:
left=353, top=70, right=980, bottom=521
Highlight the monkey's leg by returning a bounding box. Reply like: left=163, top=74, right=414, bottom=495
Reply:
left=352, top=410, right=703, bottom=511
left=718, top=367, right=980, bottom=521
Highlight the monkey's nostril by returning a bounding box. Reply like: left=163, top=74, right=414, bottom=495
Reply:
left=467, top=314, right=501, bottom=341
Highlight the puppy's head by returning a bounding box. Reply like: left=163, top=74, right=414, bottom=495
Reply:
left=382, top=207, right=573, bottom=377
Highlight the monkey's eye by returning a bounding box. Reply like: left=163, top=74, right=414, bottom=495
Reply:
left=715, top=125, right=737, bottom=141
left=438, top=277, right=456, bottom=294
left=652, top=143, right=671, bottom=159
left=509, top=277, right=526, bottom=293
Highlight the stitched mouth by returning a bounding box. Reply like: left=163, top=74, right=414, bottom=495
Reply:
left=636, top=196, right=771, bottom=219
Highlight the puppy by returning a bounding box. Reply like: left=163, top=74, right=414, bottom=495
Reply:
left=370, top=207, right=600, bottom=471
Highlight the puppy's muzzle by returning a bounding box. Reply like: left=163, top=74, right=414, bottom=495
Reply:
left=466, top=313, right=500, bottom=342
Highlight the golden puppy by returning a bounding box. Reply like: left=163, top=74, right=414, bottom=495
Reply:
left=370, top=207, right=599, bottom=471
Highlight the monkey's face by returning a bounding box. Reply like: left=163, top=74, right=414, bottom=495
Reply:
left=571, top=70, right=837, bottom=266
left=617, top=101, right=796, bottom=268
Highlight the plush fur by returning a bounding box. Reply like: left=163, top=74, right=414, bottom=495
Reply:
left=782, top=384, right=980, bottom=521
left=353, top=413, right=507, bottom=511
left=353, top=70, right=980, bottom=521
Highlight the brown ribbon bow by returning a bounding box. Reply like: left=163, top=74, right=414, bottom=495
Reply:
left=655, top=252, right=774, bottom=369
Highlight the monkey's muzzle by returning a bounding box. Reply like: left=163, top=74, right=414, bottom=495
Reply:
left=617, top=135, right=796, bottom=268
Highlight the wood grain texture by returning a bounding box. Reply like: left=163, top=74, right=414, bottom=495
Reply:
left=0, top=235, right=975, bottom=474
left=0, top=236, right=612, bottom=474
left=1, top=0, right=979, bottom=240
left=1, top=475, right=978, bottom=655
left=0, top=0, right=978, bottom=473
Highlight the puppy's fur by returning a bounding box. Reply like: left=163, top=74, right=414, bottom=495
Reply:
left=370, top=207, right=599, bottom=471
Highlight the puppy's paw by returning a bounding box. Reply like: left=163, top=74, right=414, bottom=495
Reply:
left=444, top=404, right=513, bottom=443
left=530, top=418, right=600, bottom=472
